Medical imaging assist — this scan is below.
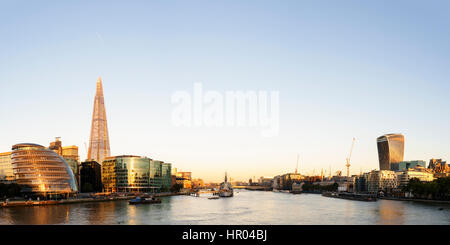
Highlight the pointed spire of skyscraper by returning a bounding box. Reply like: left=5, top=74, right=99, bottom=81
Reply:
left=87, top=76, right=110, bottom=164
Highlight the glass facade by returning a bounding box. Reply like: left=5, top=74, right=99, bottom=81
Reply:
left=11, top=143, right=78, bottom=195
left=80, top=160, right=102, bottom=193
left=161, top=162, right=172, bottom=191
left=149, top=160, right=162, bottom=190
left=0, top=152, right=14, bottom=184
left=377, top=134, right=404, bottom=170
left=87, top=77, right=111, bottom=165
left=391, top=160, right=426, bottom=171
left=62, top=146, right=80, bottom=179
left=102, top=156, right=171, bottom=193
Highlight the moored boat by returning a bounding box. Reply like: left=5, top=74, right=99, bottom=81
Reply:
left=129, top=196, right=162, bottom=205
left=218, top=172, right=234, bottom=198
left=322, top=192, right=377, bottom=201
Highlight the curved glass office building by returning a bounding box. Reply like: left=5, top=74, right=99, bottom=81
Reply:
left=377, top=134, right=405, bottom=170
left=11, top=143, right=78, bottom=196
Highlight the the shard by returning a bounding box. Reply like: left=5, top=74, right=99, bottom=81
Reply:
left=88, top=76, right=111, bottom=165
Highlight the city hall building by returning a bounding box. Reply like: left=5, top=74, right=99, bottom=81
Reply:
left=11, top=143, right=78, bottom=198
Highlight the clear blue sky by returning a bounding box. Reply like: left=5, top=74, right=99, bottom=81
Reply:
left=1, top=0, right=449, bottom=182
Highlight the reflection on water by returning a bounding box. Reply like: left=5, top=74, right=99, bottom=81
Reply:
left=0, top=190, right=449, bottom=225
left=377, top=200, right=405, bottom=225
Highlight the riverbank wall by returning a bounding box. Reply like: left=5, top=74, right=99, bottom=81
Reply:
left=379, top=196, right=450, bottom=205
left=0, top=192, right=185, bottom=208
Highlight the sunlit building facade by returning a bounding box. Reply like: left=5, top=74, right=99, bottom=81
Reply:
left=102, top=156, right=152, bottom=193
left=391, top=160, right=426, bottom=171
left=87, top=77, right=111, bottom=166
left=11, top=143, right=78, bottom=196
left=49, top=138, right=80, bottom=188
left=367, top=170, right=398, bottom=194
left=377, top=134, right=405, bottom=170
left=428, top=159, right=450, bottom=178
left=0, top=151, right=14, bottom=184
left=102, top=156, right=171, bottom=193
left=397, top=166, right=434, bottom=188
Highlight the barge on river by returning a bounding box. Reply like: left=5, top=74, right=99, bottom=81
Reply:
left=322, top=192, right=377, bottom=202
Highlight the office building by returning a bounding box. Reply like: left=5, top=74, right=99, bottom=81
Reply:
left=0, top=151, right=14, bottom=184
left=354, top=172, right=369, bottom=193
left=102, top=155, right=171, bottom=193
left=80, top=160, right=102, bottom=193
left=397, top=166, right=434, bottom=188
left=11, top=143, right=78, bottom=197
left=173, top=169, right=192, bottom=189
left=149, top=160, right=172, bottom=192
left=278, top=173, right=303, bottom=190
left=377, top=134, right=405, bottom=170
left=367, top=170, right=398, bottom=194
left=428, top=159, right=450, bottom=178
left=258, top=177, right=273, bottom=187
left=49, top=138, right=80, bottom=188
left=391, top=160, right=426, bottom=171
left=87, top=77, right=111, bottom=165
left=161, top=162, right=172, bottom=191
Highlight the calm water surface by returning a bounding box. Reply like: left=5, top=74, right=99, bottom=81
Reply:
left=0, top=190, right=449, bottom=225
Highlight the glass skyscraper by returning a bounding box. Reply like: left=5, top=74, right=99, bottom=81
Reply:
left=88, top=77, right=111, bottom=165
left=377, top=134, right=405, bottom=170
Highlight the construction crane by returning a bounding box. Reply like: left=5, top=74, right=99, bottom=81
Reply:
left=346, top=138, right=356, bottom=192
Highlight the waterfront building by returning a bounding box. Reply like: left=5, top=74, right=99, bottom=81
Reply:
left=192, top=178, right=205, bottom=189
left=87, top=77, right=111, bottom=166
left=354, top=173, right=369, bottom=193
left=377, top=134, right=405, bottom=170
left=161, top=162, right=172, bottom=191
left=11, top=143, right=78, bottom=197
left=80, top=160, right=102, bottom=193
left=177, top=171, right=192, bottom=181
left=171, top=175, right=177, bottom=188
left=367, top=170, right=398, bottom=194
left=173, top=169, right=192, bottom=189
left=175, top=177, right=192, bottom=189
left=149, top=160, right=172, bottom=192
left=428, top=159, right=450, bottom=178
left=391, top=160, right=426, bottom=171
left=279, top=173, right=303, bottom=190
left=258, top=177, right=273, bottom=187
left=272, top=175, right=281, bottom=189
left=0, top=151, right=14, bottom=184
left=102, top=156, right=152, bottom=193
left=102, top=156, right=171, bottom=193
left=397, top=166, right=434, bottom=188
left=49, top=138, right=81, bottom=188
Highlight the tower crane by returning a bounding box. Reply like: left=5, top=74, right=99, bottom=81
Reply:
left=346, top=138, right=356, bottom=192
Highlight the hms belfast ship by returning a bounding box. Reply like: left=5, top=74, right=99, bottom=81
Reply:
left=219, top=172, right=234, bottom=197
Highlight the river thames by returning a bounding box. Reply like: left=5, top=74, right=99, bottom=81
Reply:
left=0, top=190, right=449, bottom=225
